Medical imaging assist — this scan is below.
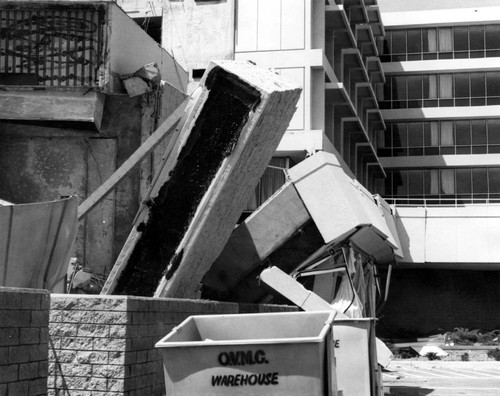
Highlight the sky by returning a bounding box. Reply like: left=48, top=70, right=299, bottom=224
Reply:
left=378, top=0, right=500, bottom=13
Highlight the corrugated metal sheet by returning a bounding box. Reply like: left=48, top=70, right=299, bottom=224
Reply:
left=0, top=196, right=78, bottom=291
left=0, top=4, right=105, bottom=87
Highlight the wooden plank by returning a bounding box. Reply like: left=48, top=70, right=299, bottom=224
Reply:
left=202, top=182, right=311, bottom=294
left=100, top=90, right=203, bottom=295
left=77, top=98, right=188, bottom=220
left=259, top=266, right=340, bottom=312
left=102, top=60, right=301, bottom=298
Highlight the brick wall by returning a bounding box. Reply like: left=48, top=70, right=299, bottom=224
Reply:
left=378, top=268, right=500, bottom=339
left=48, top=294, right=295, bottom=395
left=0, top=287, right=50, bottom=396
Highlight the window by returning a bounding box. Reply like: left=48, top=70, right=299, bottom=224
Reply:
left=392, top=76, right=406, bottom=101
left=487, top=72, right=500, bottom=104
left=472, top=121, right=487, bottom=144
left=408, top=123, right=423, bottom=147
left=407, top=75, right=422, bottom=106
left=440, top=169, right=455, bottom=195
left=489, top=168, right=500, bottom=194
left=408, top=170, right=424, bottom=195
left=469, top=26, right=485, bottom=58
left=454, top=27, right=469, bottom=58
left=440, top=122, right=454, bottom=146
left=486, top=25, right=500, bottom=57
left=394, top=123, right=407, bottom=148
left=379, top=120, right=500, bottom=157
left=392, top=30, right=406, bottom=55
left=424, top=75, right=438, bottom=99
left=424, top=170, right=439, bottom=195
left=438, top=28, right=453, bottom=58
left=382, top=72, right=497, bottom=109
left=395, top=170, right=408, bottom=196
left=488, top=120, right=500, bottom=145
left=455, top=121, right=470, bottom=146
left=384, top=167, right=500, bottom=202
left=472, top=168, right=488, bottom=194
left=382, top=25, right=500, bottom=62
left=471, top=73, right=486, bottom=105
left=407, top=29, right=422, bottom=59
left=456, top=169, right=472, bottom=194
left=439, top=74, right=453, bottom=99
left=454, top=74, right=469, bottom=98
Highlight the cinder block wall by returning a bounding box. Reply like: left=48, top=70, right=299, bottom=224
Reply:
left=0, top=287, right=50, bottom=396
left=48, top=294, right=295, bottom=395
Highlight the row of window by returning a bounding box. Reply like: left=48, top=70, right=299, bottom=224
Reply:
left=381, top=25, right=500, bottom=62
left=379, top=72, right=500, bottom=109
left=377, top=119, right=500, bottom=156
left=380, top=167, right=500, bottom=202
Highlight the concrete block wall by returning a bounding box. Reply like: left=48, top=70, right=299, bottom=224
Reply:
left=0, top=287, right=50, bottom=396
left=48, top=294, right=296, bottom=395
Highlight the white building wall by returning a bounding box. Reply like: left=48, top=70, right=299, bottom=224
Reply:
left=395, top=205, right=500, bottom=268
left=235, top=0, right=329, bottom=155
left=162, top=0, right=235, bottom=71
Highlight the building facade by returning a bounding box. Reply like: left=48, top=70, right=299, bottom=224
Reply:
left=375, top=2, right=500, bottom=337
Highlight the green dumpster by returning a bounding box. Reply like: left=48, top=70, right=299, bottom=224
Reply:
left=155, top=311, right=338, bottom=395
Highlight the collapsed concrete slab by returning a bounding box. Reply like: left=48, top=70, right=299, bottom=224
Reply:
left=202, top=150, right=401, bottom=302
left=102, top=60, right=301, bottom=298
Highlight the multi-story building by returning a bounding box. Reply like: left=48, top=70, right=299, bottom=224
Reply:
left=375, top=0, right=500, bottom=337
left=115, top=0, right=500, bottom=337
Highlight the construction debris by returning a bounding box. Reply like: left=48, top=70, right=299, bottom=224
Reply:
left=101, top=60, right=301, bottom=298
left=134, top=63, right=162, bottom=85
left=122, top=63, right=162, bottom=97
left=123, top=76, right=152, bottom=97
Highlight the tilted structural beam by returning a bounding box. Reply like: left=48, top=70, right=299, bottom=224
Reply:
left=101, top=60, right=301, bottom=298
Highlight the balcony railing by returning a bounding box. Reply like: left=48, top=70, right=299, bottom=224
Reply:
left=384, top=197, right=500, bottom=207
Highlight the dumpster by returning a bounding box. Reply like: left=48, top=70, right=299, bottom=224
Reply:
left=155, top=311, right=338, bottom=395
left=333, top=319, right=376, bottom=396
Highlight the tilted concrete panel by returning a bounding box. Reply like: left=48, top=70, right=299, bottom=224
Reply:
left=287, top=151, right=396, bottom=248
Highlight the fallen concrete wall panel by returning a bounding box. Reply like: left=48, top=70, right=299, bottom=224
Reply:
left=104, top=60, right=301, bottom=298
left=202, top=151, right=400, bottom=301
